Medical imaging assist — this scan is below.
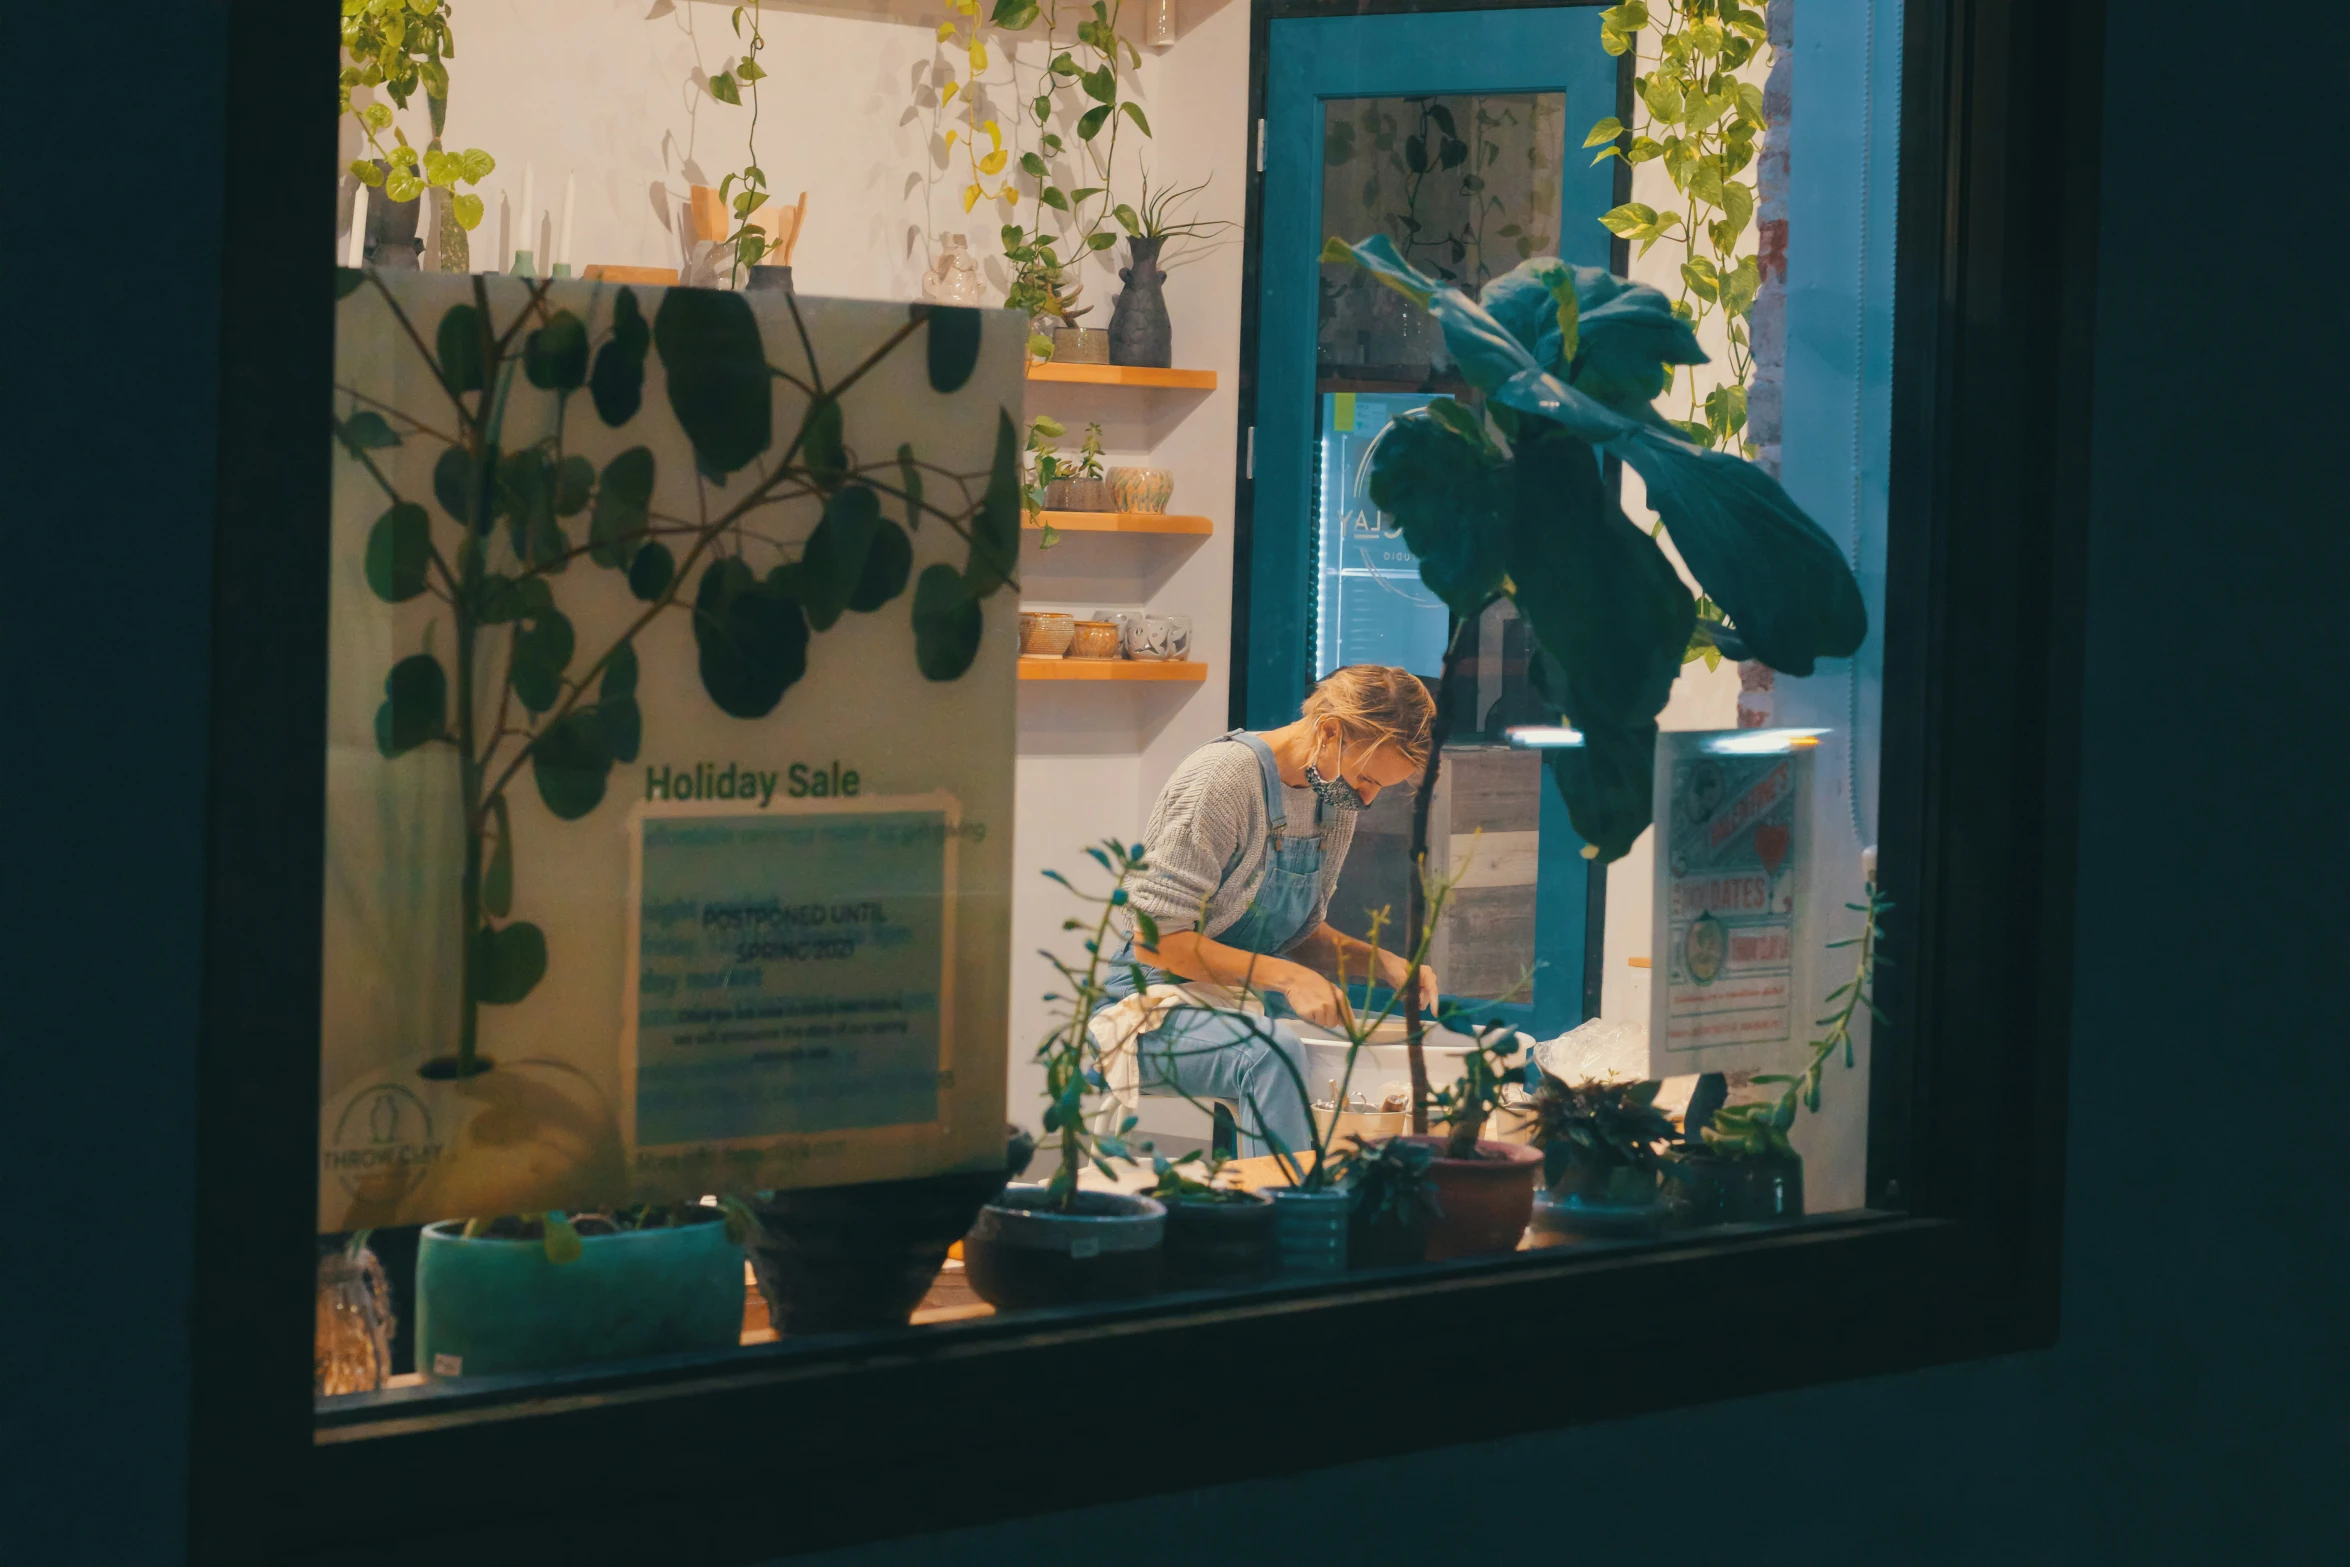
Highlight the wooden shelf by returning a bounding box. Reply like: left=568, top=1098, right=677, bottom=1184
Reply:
left=1024, top=511, right=1214, bottom=536
left=1025, top=362, right=1218, bottom=390
left=1017, top=659, right=1208, bottom=683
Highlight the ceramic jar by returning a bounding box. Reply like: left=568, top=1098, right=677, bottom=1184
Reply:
left=1123, top=614, right=1192, bottom=661
left=1067, top=619, right=1123, bottom=659
left=921, top=233, right=985, bottom=306
left=1052, top=326, right=1110, bottom=364
left=1044, top=476, right=1114, bottom=512
left=1019, top=612, right=1075, bottom=657
left=1108, top=466, right=1175, bottom=513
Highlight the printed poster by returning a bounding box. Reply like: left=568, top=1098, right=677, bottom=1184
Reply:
left=1650, top=735, right=1814, bottom=1071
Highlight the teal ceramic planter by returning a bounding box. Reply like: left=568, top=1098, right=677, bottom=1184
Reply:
left=415, top=1214, right=743, bottom=1378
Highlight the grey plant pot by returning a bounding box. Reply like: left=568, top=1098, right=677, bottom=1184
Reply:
left=961, top=1186, right=1166, bottom=1310
left=364, top=161, right=423, bottom=269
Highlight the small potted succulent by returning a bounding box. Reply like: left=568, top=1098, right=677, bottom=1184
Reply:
left=1403, top=1022, right=1546, bottom=1259
left=1043, top=422, right=1113, bottom=512
left=1522, top=1072, right=1678, bottom=1243
left=1147, top=1152, right=1277, bottom=1291
left=961, top=841, right=1167, bottom=1311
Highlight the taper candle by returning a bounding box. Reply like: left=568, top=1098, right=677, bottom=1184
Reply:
left=558, top=170, right=576, bottom=272
left=348, top=180, right=369, bottom=268
left=518, top=164, right=535, bottom=273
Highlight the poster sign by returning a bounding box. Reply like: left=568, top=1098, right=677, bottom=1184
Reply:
left=317, top=275, right=1021, bottom=1232
left=1650, top=733, right=1815, bottom=1071
left=624, top=797, right=962, bottom=1191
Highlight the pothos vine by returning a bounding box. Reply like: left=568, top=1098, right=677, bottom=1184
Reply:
left=340, top=0, right=495, bottom=237
left=709, top=2, right=776, bottom=283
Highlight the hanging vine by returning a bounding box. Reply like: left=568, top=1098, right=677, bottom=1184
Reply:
left=339, top=0, right=495, bottom=235
left=708, top=2, right=776, bottom=284
left=1585, top=0, right=1769, bottom=455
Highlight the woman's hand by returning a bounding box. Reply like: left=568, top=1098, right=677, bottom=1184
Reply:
left=1272, top=965, right=1355, bottom=1032
left=1380, top=951, right=1442, bottom=1016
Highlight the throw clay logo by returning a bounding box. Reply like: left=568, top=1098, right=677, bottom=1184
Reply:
left=324, top=1082, right=440, bottom=1202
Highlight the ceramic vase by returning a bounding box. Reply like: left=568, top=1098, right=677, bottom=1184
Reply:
left=1108, top=236, right=1172, bottom=367
left=364, top=161, right=423, bottom=269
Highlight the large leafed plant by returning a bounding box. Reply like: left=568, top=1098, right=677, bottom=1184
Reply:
left=332, top=274, right=1017, bottom=1080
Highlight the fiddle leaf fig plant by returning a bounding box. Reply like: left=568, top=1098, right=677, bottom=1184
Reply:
left=1325, top=233, right=1866, bottom=864
left=333, top=272, right=1018, bottom=1079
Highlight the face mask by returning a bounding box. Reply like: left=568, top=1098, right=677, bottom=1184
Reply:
left=1304, top=736, right=1367, bottom=812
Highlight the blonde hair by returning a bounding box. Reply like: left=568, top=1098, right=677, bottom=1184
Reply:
left=1301, top=665, right=1437, bottom=770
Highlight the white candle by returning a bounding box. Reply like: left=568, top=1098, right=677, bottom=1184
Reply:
left=348, top=180, right=369, bottom=268
left=558, top=170, right=576, bottom=271
left=518, top=164, right=535, bottom=270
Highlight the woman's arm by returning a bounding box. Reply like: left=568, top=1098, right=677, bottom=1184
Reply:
left=1285, top=923, right=1441, bottom=1014
left=1141, top=929, right=1355, bottom=1031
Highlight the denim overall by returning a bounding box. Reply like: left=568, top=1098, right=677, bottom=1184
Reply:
left=1095, top=731, right=1322, bottom=1158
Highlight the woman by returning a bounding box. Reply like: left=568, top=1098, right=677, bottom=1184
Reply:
left=1097, top=665, right=1439, bottom=1158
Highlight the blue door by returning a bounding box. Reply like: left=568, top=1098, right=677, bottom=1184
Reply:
left=1245, top=6, right=1620, bottom=1036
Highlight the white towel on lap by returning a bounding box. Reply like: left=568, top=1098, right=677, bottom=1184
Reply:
left=1086, top=981, right=1266, bottom=1132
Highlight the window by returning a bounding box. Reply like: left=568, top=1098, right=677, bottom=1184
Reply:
left=189, top=0, right=2101, bottom=1556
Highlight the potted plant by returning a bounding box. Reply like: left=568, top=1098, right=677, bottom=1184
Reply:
left=1107, top=172, right=1234, bottom=368
left=1332, top=1133, right=1440, bottom=1268
left=1674, top=874, right=1890, bottom=1227
left=1318, top=235, right=1870, bottom=1137
left=1522, top=1072, right=1678, bottom=1243
left=1401, top=1021, right=1546, bottom=1259
left=414, top=1201, right=750, bottom=1378
left=1146, top=1152, right=1277, bottom=1291
left=1045, top=422, right=1113, bottom=511
left=961, top=840, right=1168, bottom=1310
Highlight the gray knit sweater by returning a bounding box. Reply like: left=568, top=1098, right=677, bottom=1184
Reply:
left=1123, top=737, right=1358, bottom=952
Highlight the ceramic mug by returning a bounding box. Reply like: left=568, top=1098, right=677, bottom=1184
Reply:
left=1124, top=613, right=1192, bottom=661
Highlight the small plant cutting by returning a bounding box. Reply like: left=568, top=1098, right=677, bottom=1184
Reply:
left=707, top=2, right=783, bottom=283
left=1319, top=232, right=1867, bottom=1126
left=340, top=0, right=496, bottom=250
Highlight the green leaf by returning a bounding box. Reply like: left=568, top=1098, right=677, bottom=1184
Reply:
left=482, top=795, right=514, bottom=917
left=1120, top=100, right=1151, bottom=137
left=590, top=287, right=648, bottom=427
left=793, top=482, right=884, bottom=631
left=693, top=557, right=809, bottom=718
left=1077, top=104, right=1112, bottom=141
left=896, top=443, right=925, bottom=531
left=363, top=502, right=433, bottom=602
left=798, top=396, right=845, bottom=488
left=924, top=304, right=982, bottom=393
left=451, top=191, right=484, bottom=231
left=339, top=410, right=401, bottom=452
left=553, top=454, right=595, bottom=518
left=456, top=147, right=496, bottom=184
left=542, top=1212, right=584, bottom=1265
left=654, top=288, right=772, bottom=475
left=435, top=302, right=484, bottom=393
left=708, top=71, right=740, bottom=104
left=964, top=409, right=1021, bottom=598
left=587, top=446, right=655, bottom=567
left=911, top=563, right=984, bottom=681
left=627, top=540, right=675, bottom=602
left=351, top=158, right=387, bottom=188
left=373, top=653, right=447, bottom=756
left=470, top=920, right=547, bottom=1005
left=531, top=709, right=612, bottom=820
left=1364, top=403, right=1509, bottom=618
left=509, top=606, right=575, bottom=714
left=1583, top=116, right=1624, bottom=148
left=990, top=0, right=1039, bottom=26
left=1020, top=152, right=1048, bottom=178
left=736, top=57, right=766, bottom=82
left=523, top=308, right=589, bottom=390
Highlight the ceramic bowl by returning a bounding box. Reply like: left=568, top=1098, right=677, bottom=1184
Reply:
left=1123, top=613, right=1193, bottom=661
left=1019, top=612, right=1075, bottom=657
left=1108, top=466, right=1175, bottom=514
left=1067, top=619, right=1123, bottom=659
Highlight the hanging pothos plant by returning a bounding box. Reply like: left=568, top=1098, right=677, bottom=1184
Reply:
left=332, top=273, right=1015, bottom=1079
left=708, top=2, right=778, bottom=282
left=933, top=0, right=1152, bottom=356
left=340, top=0, right=495, bottom=231
left=1583, top=0, right=1770, bottom=456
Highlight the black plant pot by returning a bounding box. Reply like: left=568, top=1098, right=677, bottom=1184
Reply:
left=745, top=264, right=795, bottom=294
left=745, top=1127, right=1031, bottom=1335
left=1670, top=1153, right=1805, bottom=1228
left=1161, top=1192, right=1277, bottom=1290
left=961, top=1186, right=1166, bottom=1311
left=364, top=161, right=423, bottom=269
left=1107, top=235, right=1172, bottom=368
left=1347, top=1192, right=1433, bottom=1268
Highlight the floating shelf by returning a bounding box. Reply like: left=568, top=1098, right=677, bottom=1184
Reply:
left=1024, top=511, right=1214, bottom=536
left=1025, top=363, right=1218, bottom=390
left=1017, top=659, right=1208, bottom=683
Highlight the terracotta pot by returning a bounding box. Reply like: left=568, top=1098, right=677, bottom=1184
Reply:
left=1067, top=619, right=1122, bottom=659
left=1400, top=1136, right=1542, bottom=1259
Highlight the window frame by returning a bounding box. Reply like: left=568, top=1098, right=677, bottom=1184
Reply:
left=187, top=0, right=2102, bottom=1558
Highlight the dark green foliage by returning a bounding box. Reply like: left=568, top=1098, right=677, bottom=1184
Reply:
left=374, top=653, right=446, bottom=756
left=627, top=541, right=675, bottom=601
left=436, top=302, right=485, bottom=392
left=523, top=308, right=589, bottom=391
left=791, top=483, right=887, bottom=631
left=692, top=557, right=809, bottom=718
left=654, top=287, right=772, bottom=475
left=590, top=287, right=648, bottom=426
left=924, top=304, right=982, bottom=393
left=531, top=709, right=612, bottom=820
left=964, top=410, right=1023, bottom=598
left=587, top=446, right=655, bottom=567
left=470, top=920, right=547, bottom=1005
left=911, top=563, right=983, bottom=681
left=1524, top=1072, right=1676, bottom=1190
left=1365, top=404, right=1508, bottom=617
left=364, top=502, right=433, bottom=602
